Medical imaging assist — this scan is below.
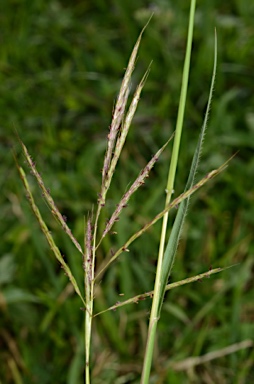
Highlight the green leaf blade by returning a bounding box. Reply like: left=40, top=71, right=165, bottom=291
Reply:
left=158, top=30, right=218, bottom=313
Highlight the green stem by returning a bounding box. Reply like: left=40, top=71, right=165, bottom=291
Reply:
left=85, top=306, right=91, bottom=383
left=140, top=1, right=196, bottom=382
left=84, top=205, right=102, bottom=383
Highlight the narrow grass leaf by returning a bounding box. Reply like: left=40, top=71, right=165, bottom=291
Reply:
left=158, top=30, right=218, bottom=313
left=141, top=3, right=198, bottom=381
left=169, top=339, right=253, bottom=371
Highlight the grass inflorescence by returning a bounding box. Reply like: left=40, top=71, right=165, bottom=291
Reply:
left=15, top=2, right=248, bottom=383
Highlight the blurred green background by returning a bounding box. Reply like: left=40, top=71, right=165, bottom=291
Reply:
left=1, top=0, right=254, bottom=383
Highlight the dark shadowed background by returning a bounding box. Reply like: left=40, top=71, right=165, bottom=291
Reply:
left=1, top=1, right=254, bottom=383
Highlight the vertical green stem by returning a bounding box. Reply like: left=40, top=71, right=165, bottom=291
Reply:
left=84, top=206, right=102, bottom=383
left=85, top=262, right=92, bottom=383
left=85, top=309, right=91, bottom=383
left=140, top=1, right=196, bottom=382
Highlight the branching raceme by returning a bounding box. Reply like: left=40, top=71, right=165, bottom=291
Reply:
left=16, top=2, right=236, bottom=383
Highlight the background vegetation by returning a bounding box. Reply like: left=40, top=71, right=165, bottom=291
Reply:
left=1, top=0, right=253, bottom=383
